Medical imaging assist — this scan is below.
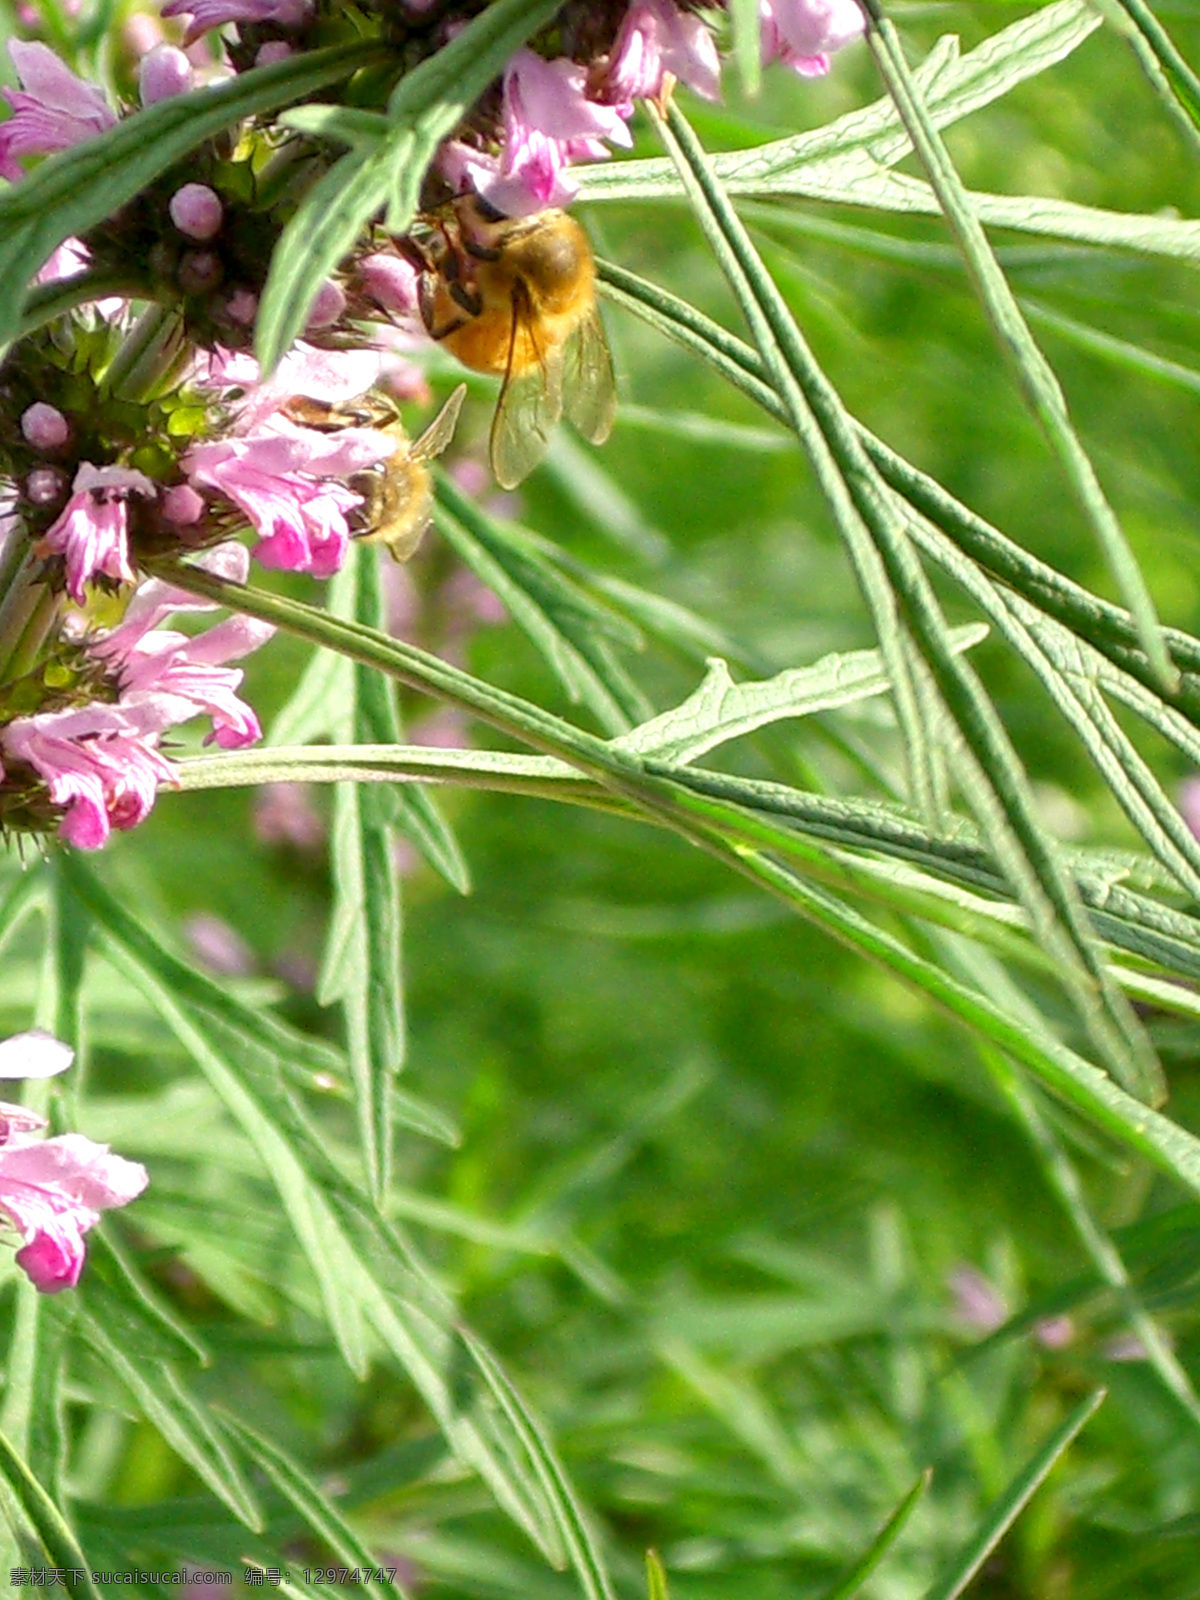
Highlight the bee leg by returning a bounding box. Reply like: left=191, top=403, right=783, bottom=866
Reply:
left=449, top=281, right=484, bottom=317
left=463, top=238, right=502, bottom=263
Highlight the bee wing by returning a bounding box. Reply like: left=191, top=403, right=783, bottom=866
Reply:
left=380, top=496, right=433, bottom=564
left=561, top=305, right=617, bottom=446
left=489, top=296, right=564, bottom=490
left=411, top=382, right=468, bottom=463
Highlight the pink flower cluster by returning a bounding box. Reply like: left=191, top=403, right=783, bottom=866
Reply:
left=0, top=543, right=273, bottom=849
left=182, top=344, right=399, bottom=576
left=0, top=1031, right=147, bottom=1294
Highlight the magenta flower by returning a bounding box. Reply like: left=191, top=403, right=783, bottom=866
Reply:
left=0, top=1029, right=147, bottom=1294
left=604, top=0, right=722, bottom=104
left=760, top=0, right=865, bottom=76
left=102, top=614, right=276, bottom=749
left=160, top=0, right=313, bottom=46
left=0, top=41, right=117, bottom=182
left=1, top=703, right=176, bottom=849
left=0, top=1133, right=148, bottom=1291
left=37, top=463, right=154, bottom=603
left=182, top=420, right=394, bottom=578
left=448, top=50, right=633, bottom=214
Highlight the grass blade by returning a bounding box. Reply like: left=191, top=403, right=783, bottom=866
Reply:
left=924, top=1389, right=1105, bottom=1600
left=820, top=1470, right=930, bottom=1600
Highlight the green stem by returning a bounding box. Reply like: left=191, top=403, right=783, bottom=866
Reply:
left=0, top=552, right=57, bottom=689
left=101, top=305, right=186, bottom=404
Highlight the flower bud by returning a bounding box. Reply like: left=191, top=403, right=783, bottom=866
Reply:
left=25, top=465, right=68, bottom=505
left=21, top=403, right=69, bottom=451
left=359, top=253, right=421, bottom=318
left=169, top=183, right=224, bottom=242
left=224, top=289, right=259, bottom=326
left=255, top=41, right=294, bottom=65
left=178, top=251, right=224, bottom=295
left=139, top=44, right=193, bottom=105
left=306, top=279, right=347, bottom=329
left=161, top=484, right=205, bottom=525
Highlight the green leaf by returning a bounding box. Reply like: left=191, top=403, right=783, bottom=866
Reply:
left=580, top=0, right=1103, bottom=203
left=77, top=1314, right=263, bottom=1530
left=61, top=859, right=589, bottom=1567
left=727, top=0, right=762, bottom=97
left=266, top=628, right=354, bottom=747
left=612, top=627, right=987, bottom=763
left=0, top=1428, right=102, bottom=1599
left=215, top=1412, right=404, bottom=1600
left=818, top=1471, right=930, bottom=1600
left=0, top=41, right=381, bottom=355
left=651, top=99, right=1162, bottom=1104
left=646, top=1551, right=671, bottom=1600
left=255, top=140, right=399, bottom=378
left=435, top=476, right=650, bottom=734
left=925, top=1389, right=1106, bottom=1600
left=320, top=546, right=405, bottom=1203
left=861, top=0, right=1173, bottom=688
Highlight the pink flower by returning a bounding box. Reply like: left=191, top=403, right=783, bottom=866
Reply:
left=104, top=614, right=275, bottom=748
left=358, top=252, right=422, bottom=321
left=0, top=1132, right=148, bottom=1292
left=0, top=42, right=117, bottom=182
left=1180, top=775, right=1200, bottom=841
left=604, top=0, right=722, bottom=103
left=0, top=1029, right=146, bottom=1293
left=1, top=703, right=176, bottom=849
left=182, top=420, right=394, bottom=578
left=449, top=50, right=633, bottom=215
left=948, top=1264, right=1007, bottom=1333
left=37, top=463, right=154, bottom=603
left=760, top=0, right=865, bottom=77
left=160, top=0, right=313, bottom=46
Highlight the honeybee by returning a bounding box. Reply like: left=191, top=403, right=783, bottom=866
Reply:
left=285, top=384, right=466, bottom=562
left=416, top=196, right=617, bottom=490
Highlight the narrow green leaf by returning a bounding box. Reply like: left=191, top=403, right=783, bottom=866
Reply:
left=612, top=627, right=987, bottom=763
left=1110, top=0, right=1200, bottom=144
left=216, top=1412, right=404, bottom=1600
left=266, top=635, right=353, bottom=746
left=435, top=478, right=649, bottom=733
left=862, top=0, right=1173, bottom=688
left=819, top=1471, right=930, bottom=1600
left=653, top=99, right=1163, bottom=1103
left=255, top=141, right=398, bottom=378
left=459, top=1330, right=617, bottom=1600
left=646, top=1551, right=670, bottom=1600
left=78, top=1314, right=263, bottom=1530
left=924, top=1389, right=1105, bottom=1600
left=64, top=861, right=375, bottom=1376
left=325, top=544, right=405, bottom=1203
left=0, top=1429, right=101, bottom=1599
left=60, top=859, right=348, bottom=1089
left=581, top=0, right=1102, bottom=205
left=0, top=42, right=381, bottom=352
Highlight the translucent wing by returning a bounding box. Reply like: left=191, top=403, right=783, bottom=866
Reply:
left=411, top=382, right=467, bottom=463
left=489, top=294, right=564, bottom=490
left=561, top=305, right=617, bottom=446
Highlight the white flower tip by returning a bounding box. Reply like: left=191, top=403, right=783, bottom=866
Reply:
left=0, top=1030, right=74, bottom=1080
